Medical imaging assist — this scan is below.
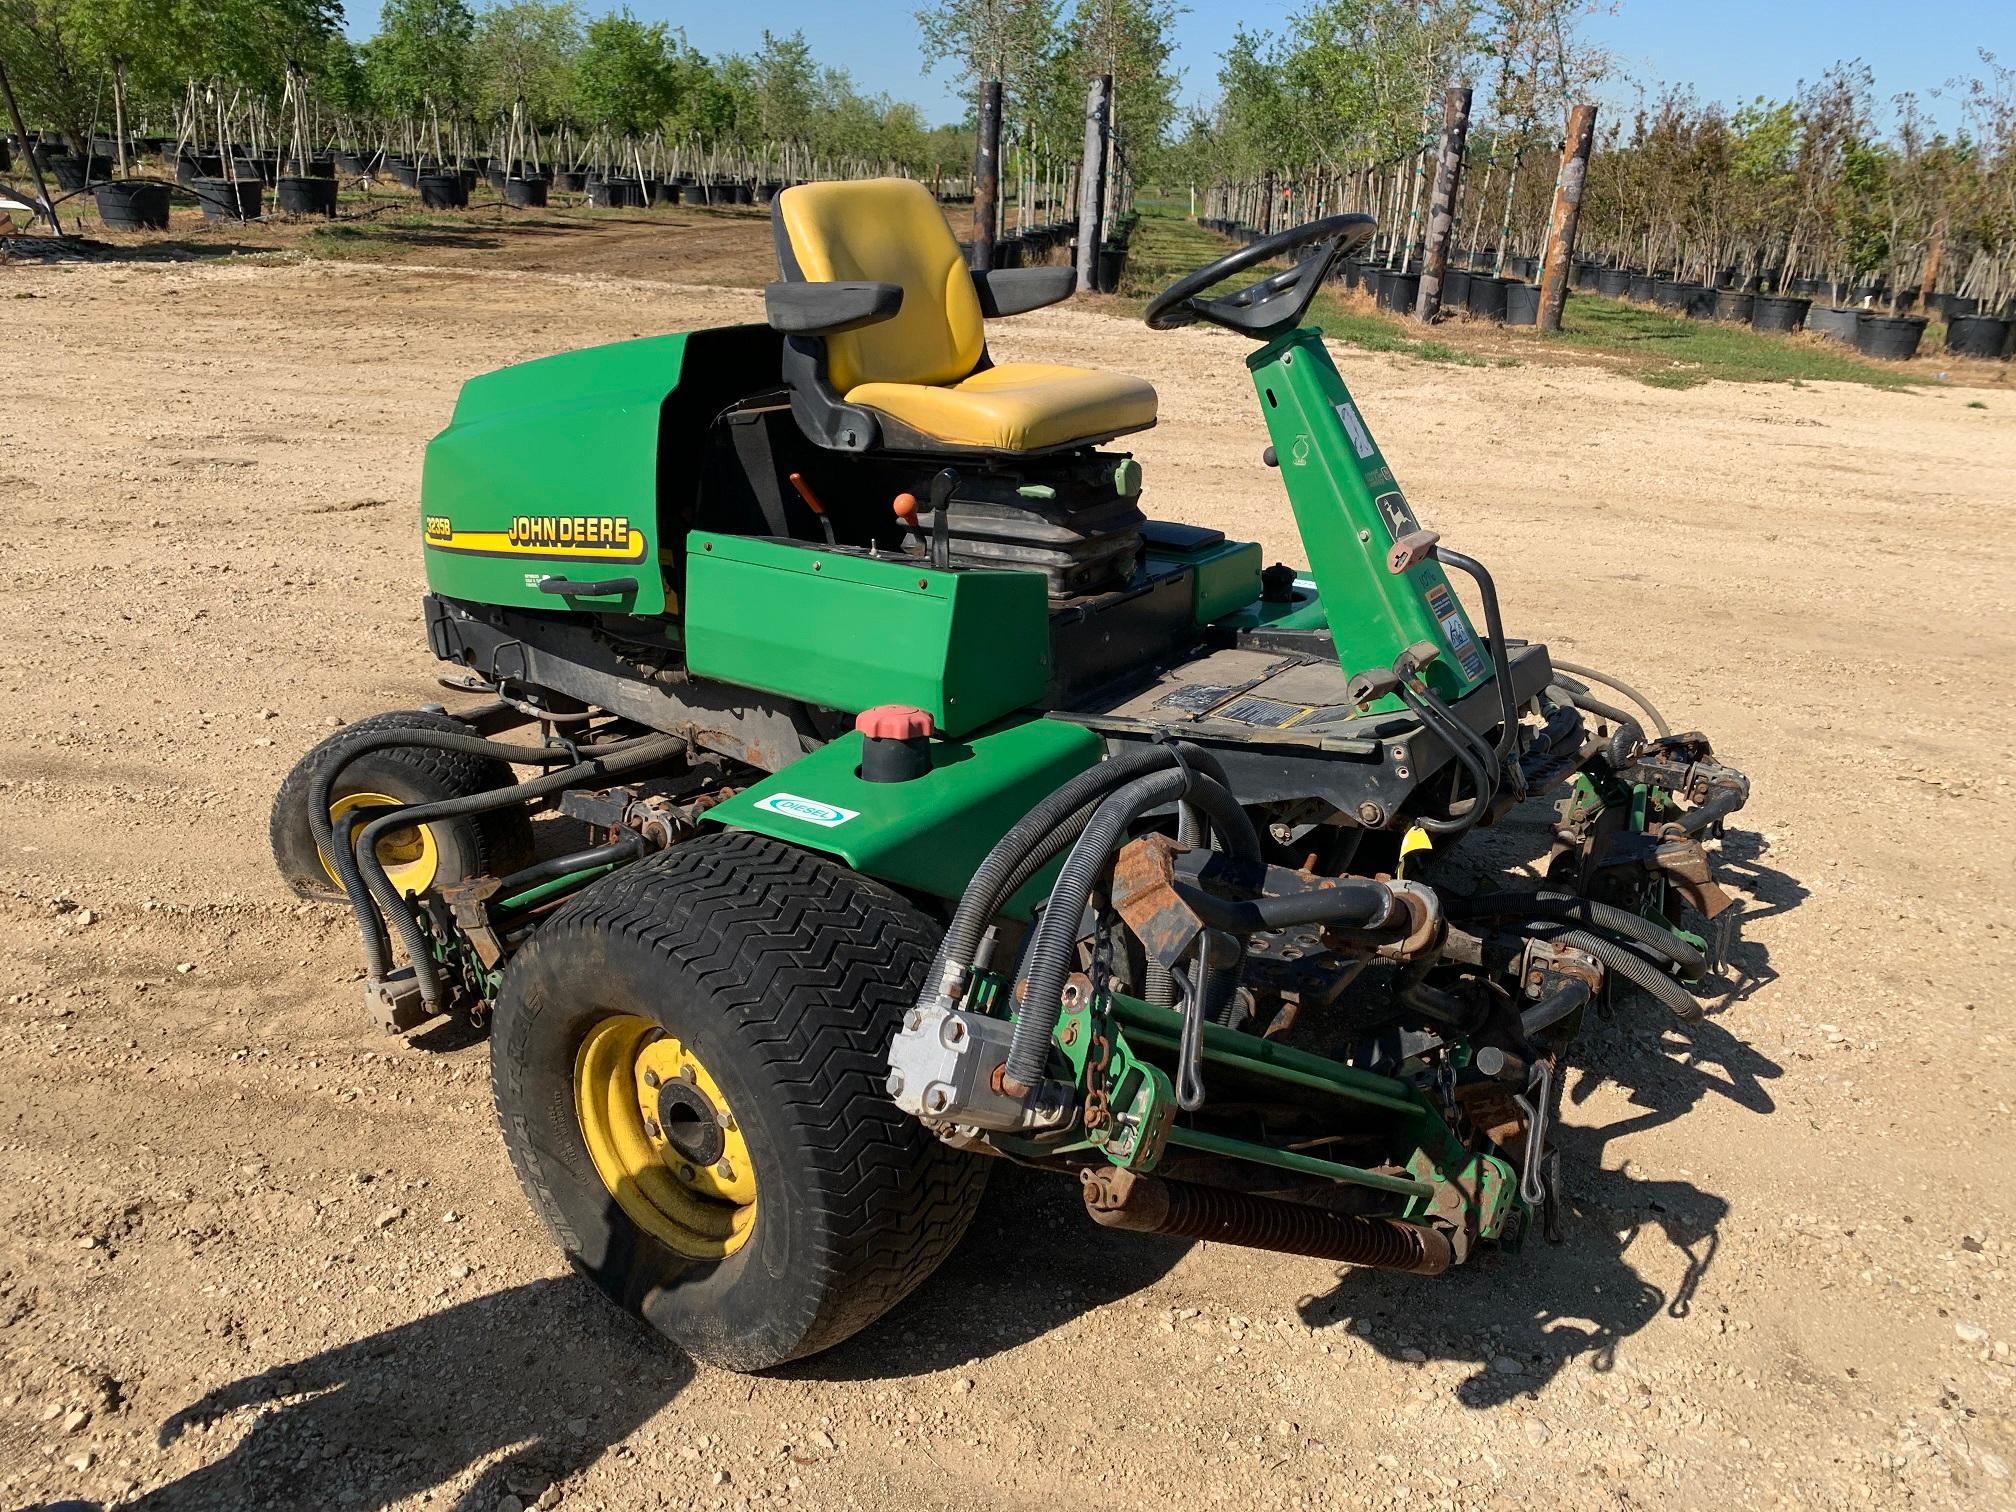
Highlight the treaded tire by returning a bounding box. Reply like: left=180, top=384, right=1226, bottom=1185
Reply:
left=490, top=830, right=988, bottom=1370
left=268, top=708, right=534, bottom=902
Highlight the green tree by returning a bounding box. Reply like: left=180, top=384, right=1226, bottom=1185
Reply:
left=365, top=0, right=476, bottom=115
left=751, top=28, right=815, bottom=140
left=0, top=0, right=96, bottom=154
left=1064, top=0, right=1182, bottom=162
left=571, top=8, right=675, bottom=134
left=471, top=0, right=580, bottom=123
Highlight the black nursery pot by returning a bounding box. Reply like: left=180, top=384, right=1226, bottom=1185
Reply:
left=1376, top=268, right=1420, bottom=313
left=1504, top=281, right=1543, bottom=326
left=1749, top=295, right=1810, bottom=332
left=1595, top=267, right=1631, bottom=298
left=1943, top=315, right=2009, bottom=360
left=191, top=176, right=262, bottom=221
left=93, top=179, right=171, bottom=231
left=1853, top=314, right=1925, bottom=361
left=417, top=172, right=468, bottom=209
left=1465, top=275, right=1509, bottom=322
left=504, top=176, right=549, bottom=208
left=276, top=175, right=338, bottom=217
left=1712, top=289, right=1755, bottom=324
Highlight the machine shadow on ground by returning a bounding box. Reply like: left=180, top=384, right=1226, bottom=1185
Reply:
left=101, top=1276, right=686, bottom=1512
left=784, top=1162, right=1191, bottom=1383
left=1298, top=1008, right=1781, bottom=1409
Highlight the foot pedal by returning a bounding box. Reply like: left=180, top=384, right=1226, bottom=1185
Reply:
left=364, top=967, right=432, bottom=1034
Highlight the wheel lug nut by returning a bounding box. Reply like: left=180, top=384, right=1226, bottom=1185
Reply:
left=644, top=1118, right=662, bottom=1138
left=642, top=1070, right=661, bottom=1089
left=678, top=1163, right=696, bottom=1182
left=715, top=1160, right=735, bottom=1180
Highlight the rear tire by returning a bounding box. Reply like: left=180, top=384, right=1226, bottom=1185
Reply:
left=269, top=708, right=534, bottom=903
left=490, top=830, right=987, bottom=1370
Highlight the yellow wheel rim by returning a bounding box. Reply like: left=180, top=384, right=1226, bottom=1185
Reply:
left=323, top=790, right=440, bottom=897
left=573, top=1014, right=758, bottom=1260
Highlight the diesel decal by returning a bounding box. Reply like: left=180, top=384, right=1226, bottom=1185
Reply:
left=422, top=513, right=647, bottom=563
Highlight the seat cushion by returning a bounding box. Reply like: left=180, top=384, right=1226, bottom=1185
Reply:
left=775, top=178, right=984, bottom=394
left=845, top=362, right=1158, bottom=453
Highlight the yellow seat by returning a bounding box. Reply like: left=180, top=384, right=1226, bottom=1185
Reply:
left=774, top=178, right=1157, bottom=454
left=846, top=363, right=1159, bottom=453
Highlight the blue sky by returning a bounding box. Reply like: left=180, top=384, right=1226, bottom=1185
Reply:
left=356, top=1, right=2016, bottom=130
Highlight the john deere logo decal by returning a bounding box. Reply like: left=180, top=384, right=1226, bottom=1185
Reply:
left=423, top=514, right=647, bottom=563
left=752, top=793, right=858, bottom=828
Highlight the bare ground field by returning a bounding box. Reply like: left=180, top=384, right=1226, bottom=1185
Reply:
left=2, top=231, right=2015, bottom=1512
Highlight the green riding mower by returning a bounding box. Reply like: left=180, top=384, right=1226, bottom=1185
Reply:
left=273, top=179, right=1751, bottom=1371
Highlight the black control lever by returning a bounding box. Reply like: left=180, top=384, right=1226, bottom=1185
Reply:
left=928, top=468, right=957, bottom=573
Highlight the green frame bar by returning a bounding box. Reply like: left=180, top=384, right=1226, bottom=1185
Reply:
left=1166, top=1127, right=1434, bottom=1201
left=1104, top=991, right=1424, bottom=1117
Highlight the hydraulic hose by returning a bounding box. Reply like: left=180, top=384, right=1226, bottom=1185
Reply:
left=932, top=741, right=1233, bottom=1001
left=1550, top=659, right=1670, bottom=738
left=1170, top=877, right=1397, bottom=934
left=1541, top=926, right=1704, bottom=1023
left=1004, top=766, right=1259, bottom=1094
left=311, top=730, right=598, bottom=980
left=1396, top=682, right=1494, bottom=839
left=1676, top=783, right=1746, bottom=836
left=1445, top=890, right=1706, bottom=974
left=491, top=834, right=651, bottom=901
left=1562, top=688, right=1645, bottom=767
left=353, top=734, right=686, bottom=1010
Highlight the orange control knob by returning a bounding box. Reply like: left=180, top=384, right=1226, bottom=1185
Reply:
left=892, top=491, right=919, bottom=525
left=856, top=705, right=935, bottom=741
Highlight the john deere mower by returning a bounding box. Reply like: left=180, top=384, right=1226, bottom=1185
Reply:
left=272, top=179, right=1751, bottom=1371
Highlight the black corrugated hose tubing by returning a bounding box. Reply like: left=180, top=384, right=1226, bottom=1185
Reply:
left=1541, top=926, right=1704, bottom=1023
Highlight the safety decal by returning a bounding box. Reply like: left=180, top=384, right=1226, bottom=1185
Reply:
left=1335, top=402, right=1376, bottom=460
left=423, top=514, right=647, bottom=563
left=751, top=793, right=859, bottom=828
left=1424, top=583, right=1490, bottom=682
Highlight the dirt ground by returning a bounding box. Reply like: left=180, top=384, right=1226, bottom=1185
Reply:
left=2, top=231, right=2014, bottom=1512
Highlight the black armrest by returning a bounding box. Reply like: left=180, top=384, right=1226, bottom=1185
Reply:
left=971, top=265, right=1076, bottom=317
left=763, top=281, right=903, bottom=336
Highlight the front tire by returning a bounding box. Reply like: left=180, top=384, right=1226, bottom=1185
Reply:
left=490, top=830, right=987, bottom=1370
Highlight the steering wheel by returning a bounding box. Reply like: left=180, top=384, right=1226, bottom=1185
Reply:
left=1145, top=213, right=1377, bottom=340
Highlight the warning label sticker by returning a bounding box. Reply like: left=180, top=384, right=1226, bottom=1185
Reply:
left=1425, top=583, right=1490, bottom=682
left=1335, top=402, right=1376, bottom=460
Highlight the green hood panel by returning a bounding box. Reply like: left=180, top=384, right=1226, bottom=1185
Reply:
left=420, top=332, right=690, bottom=615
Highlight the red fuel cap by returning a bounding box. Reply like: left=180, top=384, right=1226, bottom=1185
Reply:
left=856, top=705, right=934, bottom=741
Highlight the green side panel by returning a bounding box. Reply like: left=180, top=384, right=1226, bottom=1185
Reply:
left=704, top=715, right=1103, bottom=901
left=683, top=533, right=1051, bottom=739
left=1247, top=328, right=1488, bottom=700
left=420, top=332, right=685, bottom=615
left=1145, top=538, right=1265, bottom=626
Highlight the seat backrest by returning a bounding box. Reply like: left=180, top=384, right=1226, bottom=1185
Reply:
left=773, top=178, right=985, bottom=394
